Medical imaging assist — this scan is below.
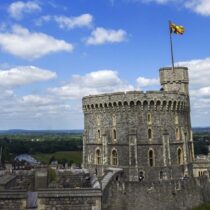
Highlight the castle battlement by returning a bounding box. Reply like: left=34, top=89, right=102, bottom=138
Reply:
left=83, top=91, right=189, bottom=113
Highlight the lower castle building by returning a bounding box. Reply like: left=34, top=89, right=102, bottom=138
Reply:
left=82, top=67, right=194, bottom=181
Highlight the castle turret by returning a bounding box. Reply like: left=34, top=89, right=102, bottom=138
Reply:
left=159, top=67, right=189, bottom=95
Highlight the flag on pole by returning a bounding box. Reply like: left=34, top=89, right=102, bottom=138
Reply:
left=170, top=22, right=185, bottom=35
left=168, top=21, right=185, bottom=72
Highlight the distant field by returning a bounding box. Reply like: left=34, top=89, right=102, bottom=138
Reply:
left=33, top=151, right=82, bottom=165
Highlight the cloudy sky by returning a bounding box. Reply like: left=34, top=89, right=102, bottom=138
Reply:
left=0, top=0, right=209, bottom=129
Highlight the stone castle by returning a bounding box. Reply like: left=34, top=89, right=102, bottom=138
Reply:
left=1, top=66, right=210, bottom=210
left=82, top=67, right=194, bottom=181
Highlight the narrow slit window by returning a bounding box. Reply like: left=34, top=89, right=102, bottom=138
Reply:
left=113, top=129, right=116, bottom=140
left=177, top=148, right=183, bottom=165
left=98, top=130, right=101, bottom=139
left=147, top=113, right=151, bottom=124
left=148, top=129, right=152, bottom=140
left=149, top=149, right=155, bottom=167
left=95, top=149, right=101, bottom=165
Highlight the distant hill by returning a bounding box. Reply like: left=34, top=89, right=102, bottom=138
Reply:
left=0, top=129, right=83, bottom=135
left=0, top=128, right=209, bottom=135
left=192, top=127, right=210, bottom=133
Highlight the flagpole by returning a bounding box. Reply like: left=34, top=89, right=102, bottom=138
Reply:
left=169, top=20, right=175, bottom=73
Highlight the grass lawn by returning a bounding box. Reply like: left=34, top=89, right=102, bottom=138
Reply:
left=192, top=203, right=210, bottom=210
left=33, top=151, right=82, bottom=165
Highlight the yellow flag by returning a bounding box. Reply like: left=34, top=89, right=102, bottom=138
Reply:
left=170, top=23, right=185, bottom=35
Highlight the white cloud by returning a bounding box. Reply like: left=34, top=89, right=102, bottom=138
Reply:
left=8, top=1, right=41, bottom=20
left=141, top=0, right=175, bottom=3
left=86, top=27, right=127, bottom=45
left=36, top=14, right=93, bottom=29
left=191, top=87, right=210, bottom=97
left=0, top=90, right=81, bottom=129
left=178, top=57, right=210, bottom=87
left=20, top=95, right=55, bottom=106
left=0, top=65, right=57, bottom=88
left=35, top=15, right=51, bottom=26
left=176, top=56, right=210, bottom=125
left=0, top=90, right=14, bottom=100
left=49, top=70, right=134, bottom=99
left=131, top=0, right=210, bottom=16
left=0, top=25, right=73, bottom=59
left=129, top=0, right=177, bottom=4
left=136, top=77, right=159, bottom=88
left=54, top=14, right=93, bottom=29
left=185, top=0, right=210, bottom=16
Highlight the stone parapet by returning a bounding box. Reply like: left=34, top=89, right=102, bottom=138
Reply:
left=83, top=91, right=189, bottom=113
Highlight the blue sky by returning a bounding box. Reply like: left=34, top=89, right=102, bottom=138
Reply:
left=0, top=0, right=210, bottom=129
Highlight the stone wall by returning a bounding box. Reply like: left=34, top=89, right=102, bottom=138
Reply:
left=0, top=189, right=102, bottom=210
left=0, top=191, right=26, bottom=210
left=38, top=189, right=101, bottom=210
left=102, top=176, right=210, bottom=210
left=1, top=174, right=210, bottom=210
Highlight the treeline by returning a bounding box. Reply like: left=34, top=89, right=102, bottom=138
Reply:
left=0, top=134, right=82, bottom=161
left=0, top=133, right=82, bottom=141
left=193, top=133, right=210, bottom=155
left=1, top=132, right=210, bottom=162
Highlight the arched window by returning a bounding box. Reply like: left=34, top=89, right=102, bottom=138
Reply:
left=148, top=149, right=155, bottom=167
left=95, top=149, right=101, bottom=165
left=176, top=128, right=180, bottom=140
left=148, top=129, right=152, bottom=140
left=111, top=149, right=118, bottom=166
left=143, top=101, right=148, bottom=110
left=130, top=101, right=134, bottom=106
left=177, top=148, right=183, bottom=165
left=124, top=101, right=128, bottom=106
left=139, top=171, right=144, bottom=177
left=139, top=171, right=144, bottom=182
left=113, top=129, right=117, bottom=140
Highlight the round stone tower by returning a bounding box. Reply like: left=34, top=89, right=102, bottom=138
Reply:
left=82, top=67, right=194, bottom=181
